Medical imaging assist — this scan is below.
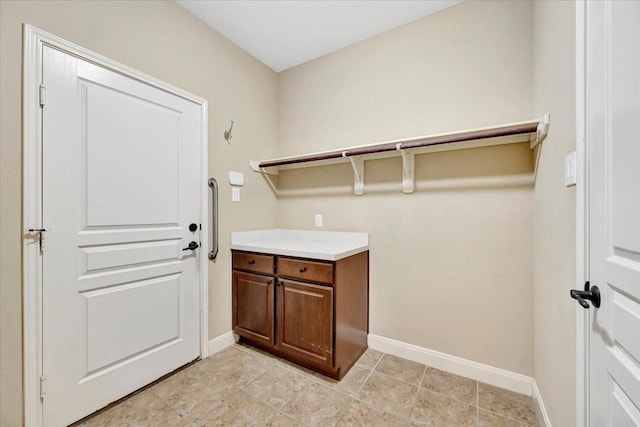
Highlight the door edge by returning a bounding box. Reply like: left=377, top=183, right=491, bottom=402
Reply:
left=574, top=2, right=589, bottom=426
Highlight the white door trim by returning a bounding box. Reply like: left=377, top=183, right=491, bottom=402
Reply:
left=575, top=1, right=589, bottom=426
left=22, top=24, right=209, bottom=427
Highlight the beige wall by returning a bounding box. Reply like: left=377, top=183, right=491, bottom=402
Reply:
left=532, top=1, right=576, bottom=426
left=276, top=0, right=535, bottom=375
left=0, top=1, right=278, bottom=424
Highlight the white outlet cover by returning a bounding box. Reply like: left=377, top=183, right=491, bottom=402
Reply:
left=314, top=214, right=323, bottom=227
left=565, top=151, right=577, bottom=187
left=232, top=187, right=241, bottom=202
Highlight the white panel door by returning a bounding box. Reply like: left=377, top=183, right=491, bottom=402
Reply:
left=41, top=46, right=202, bottom=426
left=587, top=1, right=640, bottom=425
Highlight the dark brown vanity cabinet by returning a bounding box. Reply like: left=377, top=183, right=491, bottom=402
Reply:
left=231, top=250, right=369, bottom=380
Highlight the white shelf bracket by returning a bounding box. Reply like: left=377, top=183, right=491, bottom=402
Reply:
left=401, top=149, right=415, bottom=194
left=349, top=157, right=365, bottom=196
left=530, top=113, right=550, bottom=149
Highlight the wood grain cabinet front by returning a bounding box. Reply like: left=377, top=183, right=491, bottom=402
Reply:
left=231, top=250, right=369, bottom=380
left=276, top=279, right=333, bottom=367
left=232, top=252, right=275, bottom=275
left=277, top=258, right=334, bottom=285
left=232, top=271, right=274, bottom=346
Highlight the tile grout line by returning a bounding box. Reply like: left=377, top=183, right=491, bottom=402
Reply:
left=476, top=381, right=539, bottom=427
left=480, top=408, right=536, bottom=427
left=372, top=367, right=420, bottom=386
left=331, top=349, right=385, bottom=427
left=185, top=378, right=243, bottom=423
left=354, top=350, right=384, bottom=395
left=332, top=395, right=356, bottom=427
left=237, top=345, right=357, bottom=426
left=230, top=349, right=307, bottom=423
left=477, top=380, right=479, bottom=427
left=336, top=350, right=407, bottom=425
left=406, top=362, right=427, bottom=425
left=366, top=351, right=419, bottom=422
left=186, top=346, right=274, bottom=424
left=418, top=380, right=479, bottom=408
left=147, top=367, right=228, bottom=424
left=215, top=362, right=299, bottom=426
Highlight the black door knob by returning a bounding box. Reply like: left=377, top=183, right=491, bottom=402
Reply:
left=570, top=281, right=601, bottom=309
left=189, top=223, right=198, bottom=232
left=182, top=241, right=199, bottom=251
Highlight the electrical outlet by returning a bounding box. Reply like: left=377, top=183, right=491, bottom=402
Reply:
left=232, top=187, right=240, bottom=202
left=314, top=214, right=323, bottom=227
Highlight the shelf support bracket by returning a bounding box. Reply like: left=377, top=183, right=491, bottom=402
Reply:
left=530, top=113, right=550, bottom=149
left=349, top=157, right=365, bottom=196
left=401, top=149, right=415, bottom=194
left=249, top=160, right=279, bottom=176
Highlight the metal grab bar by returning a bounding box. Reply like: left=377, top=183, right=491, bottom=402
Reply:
left=208, top=178, right=218, bottom=260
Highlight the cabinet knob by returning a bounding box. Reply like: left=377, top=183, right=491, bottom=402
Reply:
left=299, top=267, right=307, bottom=273
left=248, top=259, right=256, bottom=265
left=266, top=280, right=272, bottom=285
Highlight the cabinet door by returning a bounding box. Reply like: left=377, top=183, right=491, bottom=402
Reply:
left=276, top=279, right=333, bottom=367
left=232, top=271, right=274, bottom=346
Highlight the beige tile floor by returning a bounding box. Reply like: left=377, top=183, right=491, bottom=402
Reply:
left=77, top=344, right=539, bottom=427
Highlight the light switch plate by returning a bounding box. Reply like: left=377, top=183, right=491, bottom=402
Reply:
left=232, top=187, right=240, bottom=202
left=314, top=214, right=323, bottom=227
left=565, top=151, right=577, bottom=187
left=229, top=171, right=244, bottom=186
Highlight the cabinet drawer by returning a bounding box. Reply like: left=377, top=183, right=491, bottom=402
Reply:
left=233, top=252, right=274, bottom=275
left=277, top=257, right=334, bottom=284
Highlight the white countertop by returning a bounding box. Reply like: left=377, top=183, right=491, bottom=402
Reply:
left=230, top=229, right=369, bottom=261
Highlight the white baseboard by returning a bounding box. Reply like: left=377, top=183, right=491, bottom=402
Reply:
left=207, top=331, right=236, bottom=355
left=532, top=380, right=552, bottom=427
left=368, top=334, right=533, bottom=396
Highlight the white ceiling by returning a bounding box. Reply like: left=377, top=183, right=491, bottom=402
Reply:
left=176, top=1, right=463, bottom=72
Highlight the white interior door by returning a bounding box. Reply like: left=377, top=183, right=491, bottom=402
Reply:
left=41, top=45, right=203, bottom=426
left=586, top=1, right=640, bottom=425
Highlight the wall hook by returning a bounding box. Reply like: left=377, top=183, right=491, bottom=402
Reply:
left=224, top=121, right=234, bottom=143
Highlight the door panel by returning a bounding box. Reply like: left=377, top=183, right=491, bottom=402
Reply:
left=610, top=289, right=640, bottom=367
left=276, top=279, right=333, bottom=366
left=81, top=240, right=181, bottom=273
left=81, top=275, right=181, bottom=374
left=610, top=0, right=640, bottom=254
left=610, top=378, right=640, bottom=426
left=82, top=77, right=180, bottom=227
left=587, top=1, right=640, bottom=425
left=42, top=46, right=202, bottom=426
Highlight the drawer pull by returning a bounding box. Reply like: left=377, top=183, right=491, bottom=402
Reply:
left=299, top=267, right=307, bottom=273
left=248, top=260, right=256, bottom=265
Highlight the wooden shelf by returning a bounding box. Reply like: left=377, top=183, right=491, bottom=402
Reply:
left=250, top=115, right=549, bottom=195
